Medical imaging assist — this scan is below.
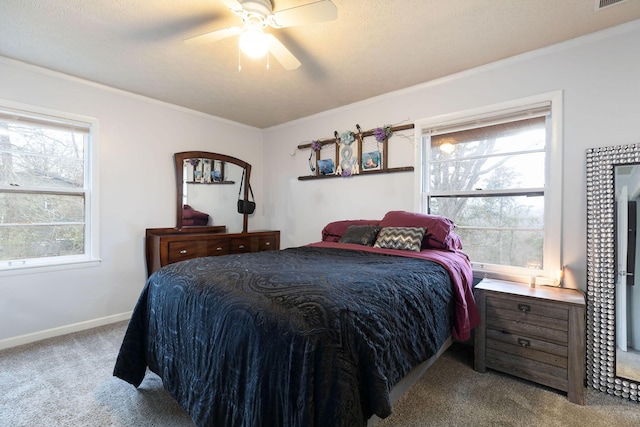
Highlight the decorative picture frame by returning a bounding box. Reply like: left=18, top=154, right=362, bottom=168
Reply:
left=184, top=159, right=195, bottom=183
left=361, top=150, right=381, bottom=171
left=359, top=134, right=385, bottom=172
left=193, top=160, right=204, bottom=183
left=318, top=159, right=335, bottom=175
left=202, top=159, right=212, bottom=183
left=211, top=160, right=223, bottom=182
left=315, top=140, right=339, bottom=176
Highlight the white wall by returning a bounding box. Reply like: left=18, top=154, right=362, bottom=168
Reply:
left=263, top=21, right=640, bottom=291
left=2, top=20, right=640, bottom=347
left=0, top=58, right=264, bottom=345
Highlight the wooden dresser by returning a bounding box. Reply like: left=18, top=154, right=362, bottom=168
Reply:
left=474, top=278, right=586, bottom=404
left=145, top=227, right=280, bottom=276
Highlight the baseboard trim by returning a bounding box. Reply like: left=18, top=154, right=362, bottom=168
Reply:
left=0, top=312, right=132, bottom=351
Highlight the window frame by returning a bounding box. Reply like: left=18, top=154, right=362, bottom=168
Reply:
left=0, top=99, right=100, bottom=275
left=414, top=91, right=563, bottom=282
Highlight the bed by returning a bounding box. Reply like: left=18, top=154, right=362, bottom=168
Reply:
left=114, top=211, right=479, bottom=427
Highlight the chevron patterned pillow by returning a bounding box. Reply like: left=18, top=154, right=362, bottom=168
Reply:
left=373, top=227, right=427, bottom=252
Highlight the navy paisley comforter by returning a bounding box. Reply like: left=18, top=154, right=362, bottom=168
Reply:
left=113, top=246, right=460, bottom=427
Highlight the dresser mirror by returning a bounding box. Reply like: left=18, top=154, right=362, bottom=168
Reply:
left=586, top=143, right=640, bottom=402
left=174, top=151, right=252, bottom=233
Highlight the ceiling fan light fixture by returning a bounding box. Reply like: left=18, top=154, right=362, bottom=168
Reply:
left=239, top=26, right=269, bottom=58
left=185, top=0, right=337, bottom=70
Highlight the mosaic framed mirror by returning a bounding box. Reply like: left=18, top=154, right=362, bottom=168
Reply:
left=586, top=142, right=640, bottom=402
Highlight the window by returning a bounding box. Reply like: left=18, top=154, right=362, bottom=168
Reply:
left=416, top=92, right=562, bottom=280
left=0, top=101, right=99, bottom=272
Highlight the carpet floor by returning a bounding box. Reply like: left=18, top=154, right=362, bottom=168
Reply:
left=1, top=321, right=639, bottom=426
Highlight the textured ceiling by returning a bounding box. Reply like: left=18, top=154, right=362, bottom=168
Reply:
left=1, top=1, right=639, bottom=128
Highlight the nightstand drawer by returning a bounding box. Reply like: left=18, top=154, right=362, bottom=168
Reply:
left=486, top=312, right=568, bottom=343
left=486, top=328, right=567, bottom=358
left=486, top=348, right=568, bottom=392
left=486, top=294, right=568, bottom=320
left=486, top=335, right=568, bottom=368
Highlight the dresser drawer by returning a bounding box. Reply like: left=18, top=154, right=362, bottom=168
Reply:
left=259, top=234, right=277, bottom=251
left=147, top=228, right=280, bottom=275
left=167, top=240, right=208, bottom=263
left=206, top=238, right=230, bottom=256
left=230, top=237, right=253, bottom=254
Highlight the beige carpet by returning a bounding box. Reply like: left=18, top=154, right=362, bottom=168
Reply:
left=1, top=321, right=639, bottom=427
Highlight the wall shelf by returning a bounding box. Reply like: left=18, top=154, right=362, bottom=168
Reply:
left=298, top=166, right=413, bottom=181
left=297, top=123, right=414, bottom=181
left=185, top=181, right=235, bottom=185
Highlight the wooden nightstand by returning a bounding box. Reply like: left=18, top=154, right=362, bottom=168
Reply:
left=474, top=278, right=586, bottom=405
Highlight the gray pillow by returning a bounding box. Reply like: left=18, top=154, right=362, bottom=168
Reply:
left=338, top=225, right=380, bottom=246
left=373, top=227, right=427, bottom=252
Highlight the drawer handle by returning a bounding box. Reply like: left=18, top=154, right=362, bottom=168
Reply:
left=517, top=338, right=531, bottom=348
left=216, top=247, right=223, bottom=251
left=179, top=249, right=187, bottom=254
left=238, top=245, right=245, bottom=249
left=517, top=303, right=531, bottom=313
left=265, top=242, right=271, bottom=246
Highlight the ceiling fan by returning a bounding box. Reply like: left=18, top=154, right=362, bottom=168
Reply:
left=184, top=0, right=338, bottom=70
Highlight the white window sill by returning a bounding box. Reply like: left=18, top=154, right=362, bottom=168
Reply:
left=0, top=258, right=102, bottom=277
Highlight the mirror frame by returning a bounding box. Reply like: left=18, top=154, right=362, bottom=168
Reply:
left=174, top=151, right=252, bottom=233
left=586, top=142, right=640, bottom=402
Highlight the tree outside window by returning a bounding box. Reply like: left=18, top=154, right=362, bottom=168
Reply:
left=425, top=116, right=547, bottom=271
left=0, top=109, right=91, bottom=266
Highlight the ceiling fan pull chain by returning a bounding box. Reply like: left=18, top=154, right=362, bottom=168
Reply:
left=238, top=44, right=242, bottom=72
left=266, top=52, right=270, bottom=70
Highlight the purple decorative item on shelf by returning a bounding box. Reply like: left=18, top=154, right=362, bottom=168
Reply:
left=311, top=140, right=322, bottom=151
left=374, top=125, right=393, bottom=142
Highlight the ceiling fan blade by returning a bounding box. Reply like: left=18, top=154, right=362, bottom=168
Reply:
left=219, top=0, right=244, bottom=14
left=269, top=0, right=337, bottom=28
left=266, top=34, right=301, bottom=70
left=183, top=26, right=242, bottom=46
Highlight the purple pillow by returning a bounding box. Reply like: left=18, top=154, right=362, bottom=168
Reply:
left=379, top=210, right=456, bottom=250
left=321, top=219, right=381, bottom=242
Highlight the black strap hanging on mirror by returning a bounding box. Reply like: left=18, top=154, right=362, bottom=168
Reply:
left=237, top=169, right=256, bottom=214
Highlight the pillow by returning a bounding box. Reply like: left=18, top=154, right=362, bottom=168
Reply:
left=449, top=231, right=463, bottom=250
left=373, top=227, right=427, bottom=252
left=338, top=225, right=380, bottom=246
left=379, top=211, right=456, bottom=250
left=321, top=219, right=381, bottom=242
left=182, top=205, right=209, bottom=220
